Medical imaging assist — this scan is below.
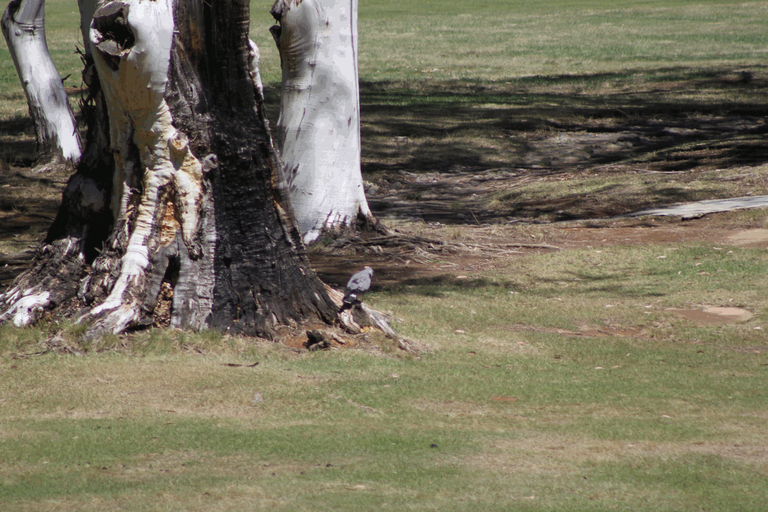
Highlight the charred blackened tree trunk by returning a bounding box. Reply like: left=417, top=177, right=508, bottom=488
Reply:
left=0, top=0, right=339, bottom=339
left=2, top=0, right=82, bottom=164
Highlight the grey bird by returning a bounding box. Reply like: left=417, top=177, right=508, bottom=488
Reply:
left=342, top=266, right=373, bottom=310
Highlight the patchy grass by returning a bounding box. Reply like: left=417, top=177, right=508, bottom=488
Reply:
left=2, top=0, right=768, bottom=510
left=5, top=0, right=768, bottom=110
left=487, top=166, right=768, bottom=221
left=2, top=230, right=767, bottom=510
left=372, top=238, right=768, bottom=344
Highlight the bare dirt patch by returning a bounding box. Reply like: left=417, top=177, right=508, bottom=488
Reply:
left=306, top=212, right=767, bottom=299
left=727, top=228, right=768, bottom=247
left=668, top=306, right=754, bottom=326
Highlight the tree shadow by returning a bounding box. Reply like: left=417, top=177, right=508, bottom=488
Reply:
left=535, top=271, right=667, bottom=299
left=357, top=66, right=768, bottom=225
left=5, top=68, right=767, bottom=294
left=0, top=123, right=66, bottom=287
left=0, top=117, right=38, bottom=167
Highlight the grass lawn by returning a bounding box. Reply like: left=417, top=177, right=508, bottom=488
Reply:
left=1, top=0, right=768, bottom=510
left=1, top=235, right=767, bottom=510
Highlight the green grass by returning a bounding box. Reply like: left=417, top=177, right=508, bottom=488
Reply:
left=4, top=0, right=768, bottom=110
left=2, top=0, right=768, bottom=510
left=355, top=0, right=768, bottom=82
left=2, top=234, right=767, bottom=510
left=0, top=0, right=85, bottom=118
left=376, top=237, right=768, bottom=342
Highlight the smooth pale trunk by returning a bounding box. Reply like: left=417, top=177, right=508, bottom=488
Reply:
left=1, top=0, right=81, bottom=162
left=272, top=0, right=371, bottom=244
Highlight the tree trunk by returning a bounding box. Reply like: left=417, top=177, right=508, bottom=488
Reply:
left=1, top=0, right=81, bottom=163
left=0, top=0, right=339, bottom=339
left=270, top=0, right=374, bottom=245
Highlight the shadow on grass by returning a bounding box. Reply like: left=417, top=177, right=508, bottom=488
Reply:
left=537, top=271, right=667, bottom=299
left=353, top=65, right=768, bottom=225
left=364, top=270, right=665, bottom=299
left=372, top=274, right=519, bottom=298
left=0, top=117, right=38, bottom=168
left=0, top=114, right=69, bottom=286
left=3, top=67, right=767, bottom=292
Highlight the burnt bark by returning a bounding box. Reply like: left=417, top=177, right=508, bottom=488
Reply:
left=168, top=0, right=337, bottom=336
left=0, top=21, right=112, bottom=327
left=1, top=0, right=339, bottom=339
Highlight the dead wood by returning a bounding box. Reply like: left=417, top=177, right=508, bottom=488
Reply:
left=319, top=231, right=560, bottom=260
left=323, top=283, right=418, bottom=356
left=0, top=250, right=36, bottom=266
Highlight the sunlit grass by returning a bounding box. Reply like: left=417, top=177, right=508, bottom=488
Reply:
left=2, top=1, right=768, bottom=510
left=2, top=248, right=767, bottom=510
left=2, top=220, right=767, bottom=509
left=4, top=1, right=768, bottom=110
left=357, top=0, right=768, bottom=82
left=372, top=238, right=767, bottom=341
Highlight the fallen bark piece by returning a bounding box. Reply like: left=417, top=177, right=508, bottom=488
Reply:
left=626, top=195, right=768, bottom=219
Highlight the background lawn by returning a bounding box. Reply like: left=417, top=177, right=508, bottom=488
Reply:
left=1, top=0, right=767, bottom=510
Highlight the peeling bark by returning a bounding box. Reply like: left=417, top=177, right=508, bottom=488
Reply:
left=271, top=0, right=374, bottom=244
left=0, top=0, right=398, bottom=344
left=1, top=0, right=81, bottom=163
left=1, top=0, right=342, bottom=339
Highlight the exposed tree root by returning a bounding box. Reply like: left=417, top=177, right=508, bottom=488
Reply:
left=0, top=235, right=88, bottom=327
left=324, top=284, right=417, bottom=356
left=2, top=0, right=406, bottom=352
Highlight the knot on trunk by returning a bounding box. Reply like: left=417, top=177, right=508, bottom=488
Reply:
left=91, top=2, right=134, bottom=70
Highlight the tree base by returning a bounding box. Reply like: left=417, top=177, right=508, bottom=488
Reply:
left=29, top=152, right=77, bottom=176
left=21, top=297, right=414, bottom=358
left=305, top=211, right=392, bottom=248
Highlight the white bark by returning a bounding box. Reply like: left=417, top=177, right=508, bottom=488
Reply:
left=271, top=0, right=371, bottom=244
left=1, top=0, right=81, bottom=162
left=82, top=0, right=204, bottom=334
left=0, top=234, right=86, bottom=327
left=1, top=0, right=358, bottom=339
left=0, top=289, right=50, bottom=327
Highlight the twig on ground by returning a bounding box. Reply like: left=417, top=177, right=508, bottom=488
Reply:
left=10, top=350, right=49, bottom=359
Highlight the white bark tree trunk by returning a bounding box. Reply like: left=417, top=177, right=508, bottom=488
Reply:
left=270, top=0, right=373, bottom=244
left=1, top=0, right=81, bottom=163
left=0, top=0, right=345, bottom=339
left=82, top=0, right=201, bottom=334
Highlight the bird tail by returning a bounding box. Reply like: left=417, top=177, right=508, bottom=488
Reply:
left=341, top=292, right=358, bottom=311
